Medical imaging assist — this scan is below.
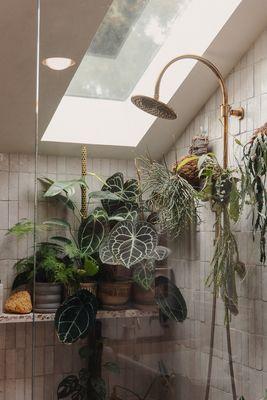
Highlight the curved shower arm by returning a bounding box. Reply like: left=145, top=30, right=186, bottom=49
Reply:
left=154, top=54, right=228, bottom=108
left=153, top=54, right=244, bottom=168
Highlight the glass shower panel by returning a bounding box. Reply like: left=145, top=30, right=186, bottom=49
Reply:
left=0, top=1, right=39, bottom=399
left=36, top=2, right=183, bottom=399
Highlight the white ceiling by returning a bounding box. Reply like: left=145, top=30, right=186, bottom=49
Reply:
left=0, top=0, right=112, bottom=154
left=1, top=0, right=267, bottom=159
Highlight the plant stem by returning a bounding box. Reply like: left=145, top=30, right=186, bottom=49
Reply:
left=205, top=210, right=220, bottom=400
left=204, top=286, right=217, bottom=400
left=225, top=307, right=237, bottom=400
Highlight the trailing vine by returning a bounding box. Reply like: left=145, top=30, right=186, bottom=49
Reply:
left=237, top=123, right=267, bottom=263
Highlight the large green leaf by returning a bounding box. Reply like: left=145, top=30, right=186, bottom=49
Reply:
left=101, top=172, right=139, bottom=215
left=155, top=276, right=187, bottom=322
left=78, top=208, right=108, bottom=256
left=133, top=259, right=155, bottom=290
left=44, top=178, right=87, bottom=198
left=55, top=289, right=97, bottom=344
left=109, top=204, right=138, bottom=222
left=43, top=218, right=71, bottom=230
left=88, top=191, right=120, bottom=201
left=38, top=177, right=75, bottom=211
left=109, top=221, right=158, bottom=268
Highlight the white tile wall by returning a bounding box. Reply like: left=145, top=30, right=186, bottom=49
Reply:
left=165, top=28, right=267, bottom=400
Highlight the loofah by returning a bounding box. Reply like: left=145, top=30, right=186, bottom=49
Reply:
left=5, top=290, right=32, bottom=314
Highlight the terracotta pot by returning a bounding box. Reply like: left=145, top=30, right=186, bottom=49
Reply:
left=98, top=281, right=132, bottom=307
left=102, top=264, right=132, bottom=281
left=34, top=282, right=62, bottom=313
left=132, top=283, right=155, bottom=305
left=132, top=266, right=172, bottom=311
left=80, top=282, right=97, bottom=296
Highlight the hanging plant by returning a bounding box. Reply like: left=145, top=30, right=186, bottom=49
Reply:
left=237, top=123, right=267, bottom=263
left=140, top=157, right=199, bottom=238
left=198, top=153, right=244, bottom=315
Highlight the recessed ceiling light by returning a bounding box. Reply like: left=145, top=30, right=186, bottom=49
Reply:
left=42, top=57, right=75, bottom=71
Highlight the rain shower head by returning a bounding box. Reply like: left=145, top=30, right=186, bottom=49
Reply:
left=131, top=95, right=177, bottom=120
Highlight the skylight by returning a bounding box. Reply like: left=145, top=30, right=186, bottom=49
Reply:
left=66, top=0, right=191, bottom=101
left=42, top=0, right=242, bottom=148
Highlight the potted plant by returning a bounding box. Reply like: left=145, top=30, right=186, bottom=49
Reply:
left=7, top=236, right=75, bottom=312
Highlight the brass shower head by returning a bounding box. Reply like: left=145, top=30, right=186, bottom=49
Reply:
left=131, top=95, right=177, bottom=120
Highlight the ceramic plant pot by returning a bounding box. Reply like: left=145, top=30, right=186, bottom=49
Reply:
left=34, top=282, right=62, bottom=313
left=98, top=281, right=132, bottom=309
left=80, top=281, right=97, bottom=296
left=102, top=264, right=132, bottom=281
left=132, top=283, right=157, bottom=311
left=132, top=266, right=172, bottom=311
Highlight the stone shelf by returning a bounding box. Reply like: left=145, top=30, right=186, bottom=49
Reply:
left=0, top=308, right=158, bottom=323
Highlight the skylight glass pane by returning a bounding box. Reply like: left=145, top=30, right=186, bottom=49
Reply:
left=66, top=0, right=192, bottom=101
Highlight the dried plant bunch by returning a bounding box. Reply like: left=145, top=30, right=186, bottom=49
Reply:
left=199, top=153, right=244, bottom=316
left=238, top=123, right=267, bottom=263
left=139, top=157, right=199, bottom=238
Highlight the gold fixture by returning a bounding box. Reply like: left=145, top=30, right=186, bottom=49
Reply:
left=131, top=53, right=244, bottom=169
left=131, top=54, right=243, bottom=400
left=81, top=145, right=87, bottom=219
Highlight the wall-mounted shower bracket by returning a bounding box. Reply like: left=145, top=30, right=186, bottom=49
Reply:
left=220, top=105, right=244, bottom=120
left=229, top=107, right=244, bottom=120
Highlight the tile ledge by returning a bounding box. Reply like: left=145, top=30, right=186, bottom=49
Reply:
left=0, top=308, right=158, bottom=323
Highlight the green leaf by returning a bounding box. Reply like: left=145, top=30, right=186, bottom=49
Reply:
left=38, top=177, right=75, bottom=211
left=43, top=218, right=71, bottom=230
left=88, top=191, right=120, bottom=200
left=55, top=289, right=98, bottom=344
left=229, top=180, right=241, bottom=223
left=78, top=208, right=108, bottom=256
left=235, top=138, right=242, bottom=146
left=155, top=276, right=187, bottom=322
left=57, top=375, right=82, bottom=399
left=109, top=204, right=138, bottom=222
left=151, top=246, right=170, bottom=261
left=99, top=242, right=118, bottom=265
left=133, top=260, right=155, bottom=290
left=83, top=257, right=99, bottom=276
left=12, top=271, right=31, bottom=290
left=50, top=236, right=73, bottom=245
left=101, top=172, right=139, bottom=215
left=108, top=221, right=158, bottom=268
left=44, top=178, right=87, bottom=198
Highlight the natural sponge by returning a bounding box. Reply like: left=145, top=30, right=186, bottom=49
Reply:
left=5, top=291, right=32, bottom=314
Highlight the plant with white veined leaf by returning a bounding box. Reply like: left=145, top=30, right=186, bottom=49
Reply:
left=99, top=220, right=170, bottom=269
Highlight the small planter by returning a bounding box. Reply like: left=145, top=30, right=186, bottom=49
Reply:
left=80, top=281, right=97, bottom=296
left=132, top=283, right=157, bottom=311
left=132, top=266, right=172, bottom=311
left=98, top=281, right=132, bottom=309
left=34, top=283, right=62, bottom=313
left=102, top=264, right=132, bottom=281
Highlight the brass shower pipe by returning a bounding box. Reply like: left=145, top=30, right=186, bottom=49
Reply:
left=81, top=144, right=87, bottom=219
left=131, top=54, right=244, bottom=400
